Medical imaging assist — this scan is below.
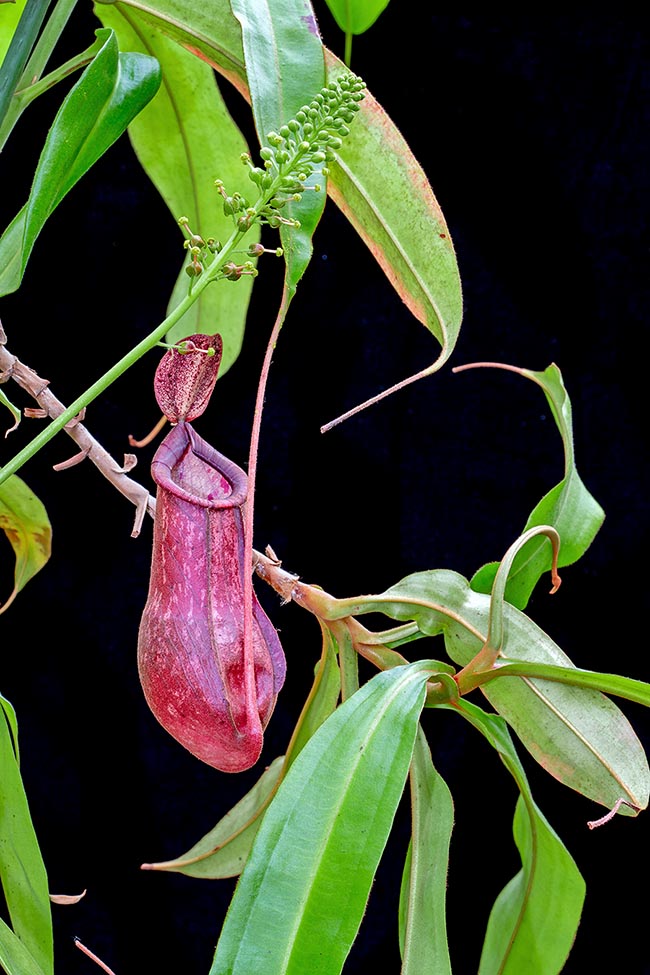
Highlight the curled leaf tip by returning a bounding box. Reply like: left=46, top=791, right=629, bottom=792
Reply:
left=50, top=890, right=87, bottom=905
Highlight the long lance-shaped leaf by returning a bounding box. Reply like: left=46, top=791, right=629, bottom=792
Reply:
left=454, top=699, right=585, bottom=975
left=479, top=661, right=650, bottom=709
left=0, top=27, right=161, bottom=296
left=0, top=702, right=53, bottom=975
left=209, top=661, right=436, bottom=975
left=95, top=0, right=462, bottom=410
left=0, top=0, right=49, bottom=126
left=144, top=620, right=341, bottom=879
left=398, top=724, right=454, bottom=975
left=0, top=917, right=48, bottom=975
left=92, top=4, right=259, bottom=375
left=142, top=756, right=285, bottom=879
left=230, top=0, right=326, bottom=302
left=0, top=475, right=51, bottom=615
left=462, top=363, right=605, bottom=610
left=298, top=567, right=650, bottom=814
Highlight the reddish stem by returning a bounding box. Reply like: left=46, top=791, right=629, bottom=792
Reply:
left=243, top=287, right=291, bottom=711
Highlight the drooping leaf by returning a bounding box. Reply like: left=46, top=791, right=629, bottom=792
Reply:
left=0, top=474, right=51, bottom=615
left=96, top=1, right=462, bottom=403
left=455, top=700, right=585, bottom=975
left=0, top=28, right=161, bottom=296
left=482, top=660, right=650, bottom=709
left=209, top=661, right=435, bottom=975
left=467, top=363, right=605, bottom=609
left=92, top=3, right=259, bottom=374
left=0, top=916, right=48, bottom=975
left=399, top=724, right=454, bottom=975
left=440, top=573, right=650, bottom=815
left=0, top=701, right=53, bottom=975
left=284, top=619, right=341, bottom=762
left=143, top=756, right=285, bottom=879
left=324, top=0, right=392, bottom=35
left=327, top=568, right=650, bottom=814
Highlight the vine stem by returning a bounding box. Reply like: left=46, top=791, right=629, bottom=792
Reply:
left=242, top=286, right=291, bottom=702
left=0, top=224, right=244, bottom=487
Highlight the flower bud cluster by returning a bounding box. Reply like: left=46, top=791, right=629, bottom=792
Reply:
left=241, top=71, right=366, bottom=228
left=179, top=73, right=365, bottom=282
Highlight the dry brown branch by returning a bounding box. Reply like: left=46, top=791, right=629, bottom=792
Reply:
left=0, top=322, right=156, bottom=536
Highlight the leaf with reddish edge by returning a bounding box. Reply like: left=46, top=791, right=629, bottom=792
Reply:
left=153, top=332, right=222, bottom=422
left=93, top=2, right=462, bottom=398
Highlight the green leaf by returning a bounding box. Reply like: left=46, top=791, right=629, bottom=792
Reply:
left=0, top=0, right=29, bottom=69
left=0, top=27, right=161, bottom=296
left=324, top=0, right=391, bottom=35
left=209, top=661, right=435, bottom=975
left=0, top=0, right=48, bottom=126
left=483, top=660, right=650, bottom=709
left=0, top=701, right=53, bottom=975
left=455, top=701, right=585, bottom=975
left=329, top=568, right=650, bottom=814
left=399, top=725, right=453, bottom=975
left=0, top=386, right=21, bottom=435
left=285, top=620, right=342, bottom=762
left=0, top=692, right=19, bottom=765
left=0, top=916, right=48, bottom=975
left=0, top=474, right=51, bottom=615
left=99, top=1, right=462, bottom=407
left=468, top=364, right=605, bottom=610
left=231, top=0, right=326, bottom=301
left=143, top=756, right=285, bottom=879
left=92, top=4, right=258, bottom=375
left=440, top=572, right=650, bottom=815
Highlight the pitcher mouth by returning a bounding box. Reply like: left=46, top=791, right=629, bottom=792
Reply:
left=150, top=421, right=248, bottom=510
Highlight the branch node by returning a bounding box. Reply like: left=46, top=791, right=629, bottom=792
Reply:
left=64, top=407, right=86, bottom=429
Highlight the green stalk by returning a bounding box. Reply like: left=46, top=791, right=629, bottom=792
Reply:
left=0, top=225, right=245, bottom=485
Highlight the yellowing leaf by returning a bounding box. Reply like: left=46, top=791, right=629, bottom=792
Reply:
left=0, top=474, right=51, bottom=614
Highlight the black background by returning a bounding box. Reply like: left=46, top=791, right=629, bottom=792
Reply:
left=1, top=6, right=649, bottom=974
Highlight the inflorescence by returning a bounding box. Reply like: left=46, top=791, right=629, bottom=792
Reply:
left=177, top=72, right=366, bottom=281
